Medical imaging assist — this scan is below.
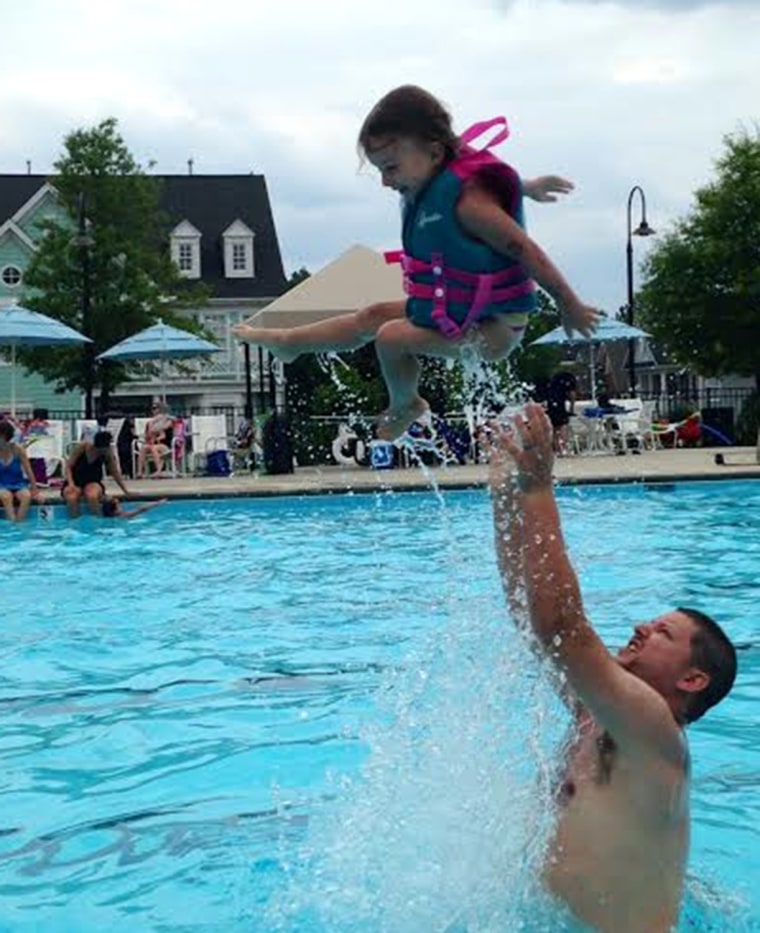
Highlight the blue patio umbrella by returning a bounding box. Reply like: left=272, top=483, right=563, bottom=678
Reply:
left=0, top=303, right=92, bottom=416
left=531, top=316, right=650, bottom=401
left=97, top=319, right=221, bottom=401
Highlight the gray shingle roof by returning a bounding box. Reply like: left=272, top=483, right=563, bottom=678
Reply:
left=0, top=173, right=287, bottom=300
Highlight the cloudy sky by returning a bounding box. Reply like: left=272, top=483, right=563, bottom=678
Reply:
left=2, top=0, right=758, bottom=312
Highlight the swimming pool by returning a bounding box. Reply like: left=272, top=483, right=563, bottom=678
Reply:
left=1, top=480, right=758, bottom=932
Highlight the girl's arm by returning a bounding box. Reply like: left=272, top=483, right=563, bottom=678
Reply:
left=456, top=182, right=598, bottom=337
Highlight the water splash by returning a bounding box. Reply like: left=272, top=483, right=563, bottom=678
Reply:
left=267, top=597, right=566, bottom=933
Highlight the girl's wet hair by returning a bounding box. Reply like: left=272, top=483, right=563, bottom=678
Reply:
left=358, top=85, right=459, bottom=163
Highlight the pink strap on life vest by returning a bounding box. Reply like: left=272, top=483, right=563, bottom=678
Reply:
left=459, top=116, right=509, bottom=150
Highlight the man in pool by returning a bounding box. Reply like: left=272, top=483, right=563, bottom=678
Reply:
left=486, top=403, right=737, bottom=933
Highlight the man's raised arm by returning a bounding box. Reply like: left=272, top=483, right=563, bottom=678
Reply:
left=490, top=404, right=683, bottom=758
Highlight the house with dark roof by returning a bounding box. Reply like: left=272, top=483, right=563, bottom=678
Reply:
left=0, top=172, right=287, bottom=415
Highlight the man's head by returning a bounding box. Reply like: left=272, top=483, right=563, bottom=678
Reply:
left=617, top=607, right=736, bottom=724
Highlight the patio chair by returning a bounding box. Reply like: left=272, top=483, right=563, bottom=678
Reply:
left=189, top=414, right=231, bottom=475
left=605, top=400, right=655, bottom=454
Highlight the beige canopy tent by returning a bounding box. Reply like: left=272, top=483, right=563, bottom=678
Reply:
left=243, top=244, right=405, bottom=329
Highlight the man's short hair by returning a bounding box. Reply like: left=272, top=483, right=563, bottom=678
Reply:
left=679, top=607, right=737, bottom=723
left=93, top=430, right=112, bottom=449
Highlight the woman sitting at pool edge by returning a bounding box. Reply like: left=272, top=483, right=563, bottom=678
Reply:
left=0, top=419, right=42, bottom=522
left=63, top=430, right=130, bottom=518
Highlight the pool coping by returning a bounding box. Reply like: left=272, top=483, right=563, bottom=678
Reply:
left=34, top=446, right=760, bottom=503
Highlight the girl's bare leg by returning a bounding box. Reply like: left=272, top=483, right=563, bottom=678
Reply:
left=231, top=301, right=406, bottom=363
left=374, top=315, right=527, bottom=440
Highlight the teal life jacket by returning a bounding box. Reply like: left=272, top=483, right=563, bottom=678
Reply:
left=385, top=117, right=536, bottom=339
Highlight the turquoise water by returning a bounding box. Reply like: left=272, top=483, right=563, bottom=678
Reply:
left=1, top=480, right=758, bottom=932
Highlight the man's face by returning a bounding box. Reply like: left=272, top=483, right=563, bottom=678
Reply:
left=366, top=136, right=442, bottom=197
left=617, top=610, right=698, bottom=692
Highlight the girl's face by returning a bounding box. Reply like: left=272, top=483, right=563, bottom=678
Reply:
left=366, top=136, right=444, bottom=197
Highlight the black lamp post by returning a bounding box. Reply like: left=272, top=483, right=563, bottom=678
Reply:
left=243, top=342, right=254, bottom=420
left=625, top=185, right=655, bottom=396
left=76, top=193, right=96, bottom=417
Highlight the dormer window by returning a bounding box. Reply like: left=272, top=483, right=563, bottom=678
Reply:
left=170, top=220, right=202, bottom=279
left=222, top=219, right=255, bottom=279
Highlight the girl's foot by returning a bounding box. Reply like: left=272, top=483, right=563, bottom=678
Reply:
left=376, top=398, right=431, bottom=441
left=230, top=325, right=300, bottom=364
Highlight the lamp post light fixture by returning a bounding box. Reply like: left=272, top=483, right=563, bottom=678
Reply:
left=625, top=185, right=655, bottom=396
left=75, top=192, right=96, bottom=417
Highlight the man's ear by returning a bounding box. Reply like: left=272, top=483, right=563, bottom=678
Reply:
left=677, top=668, right=710, bottom=695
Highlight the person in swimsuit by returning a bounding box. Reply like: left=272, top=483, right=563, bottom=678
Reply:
left=0, top=419, right=41, bottom=522
left=63, top=430, right=130, bottom=518
left=486, top=403, right=737, bottom=933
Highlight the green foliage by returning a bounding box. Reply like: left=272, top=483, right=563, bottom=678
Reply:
left=638, top=129, right=760, bottom=382
left=20, top=117, right=207, bottom=408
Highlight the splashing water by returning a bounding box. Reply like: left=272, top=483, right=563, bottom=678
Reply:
left=266, top=591, right=568, bottom=933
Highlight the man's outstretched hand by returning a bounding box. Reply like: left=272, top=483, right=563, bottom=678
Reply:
left=487, top=403, right=555, bottom=494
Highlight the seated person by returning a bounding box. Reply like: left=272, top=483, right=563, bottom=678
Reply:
left=136, top=402, right=174, bottom=478
left=21, top=407, right=53, bottom=485
left=63, top=430, right=129, bottom=518
left=0, top=420, right=41, bottom=522
left=102, top=495, right=168, bottom=520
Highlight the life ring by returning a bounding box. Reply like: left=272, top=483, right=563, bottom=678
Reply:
left=332, top=424, right=369, bottom=466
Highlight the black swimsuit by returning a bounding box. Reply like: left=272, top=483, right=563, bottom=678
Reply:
left=66, top=449, right=106, bottom=493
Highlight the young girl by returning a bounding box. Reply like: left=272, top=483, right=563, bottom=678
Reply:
left=0, top=419, right=41, bottom=522
left=233, top=85, right=598, bottom=440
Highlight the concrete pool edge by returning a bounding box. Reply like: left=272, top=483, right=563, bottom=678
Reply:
left=32, top=446, right=760, bottom=503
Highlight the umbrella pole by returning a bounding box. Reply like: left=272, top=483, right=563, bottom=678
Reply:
left=161, top=356, right=167, bottom=403
left=588, top=344, right=596, bottom=403
left=10, top=344, right=16, bottom=418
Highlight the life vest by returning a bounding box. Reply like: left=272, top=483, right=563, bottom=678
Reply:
left=385, top=117, right=536, bottom=340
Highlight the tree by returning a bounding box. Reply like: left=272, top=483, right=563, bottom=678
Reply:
left=21, top=118, right=206, bottom=415
left=637, top=129, right=760, bottom=456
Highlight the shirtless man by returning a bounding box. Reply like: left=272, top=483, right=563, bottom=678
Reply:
left=486, top=403, right=737, bottom=933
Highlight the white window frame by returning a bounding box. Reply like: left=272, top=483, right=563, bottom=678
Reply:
left=222, top=220, right=255, bottom=279
left=170, top=221, right=202, bottom=279
left=1, top=265, right=22, bottom=288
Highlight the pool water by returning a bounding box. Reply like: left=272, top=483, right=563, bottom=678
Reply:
left=1, top=480, right=759, bottom=932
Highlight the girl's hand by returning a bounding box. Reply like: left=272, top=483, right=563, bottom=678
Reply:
left=560, top=299, right=600, bottom=339
left=523, top=175, right=574, bottom=203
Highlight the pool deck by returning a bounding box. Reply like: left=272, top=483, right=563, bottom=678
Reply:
left=40, top=446, right=760, bottom=502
